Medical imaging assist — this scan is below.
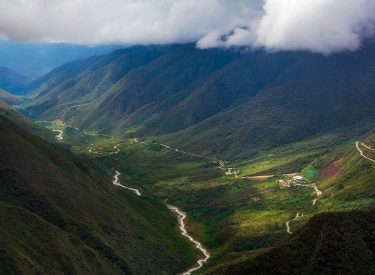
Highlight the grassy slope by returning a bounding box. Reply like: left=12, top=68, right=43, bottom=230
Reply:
left=214, top=210, right=375, bottom=275
left=67, top=129, right=375, bottom=274
left=314, top=134, right=375, bottom=212
left=63, top=45, right=242, bottom=134
left=0, top=102, right=55, bottom=141
left=0, top=116, right=197, bottom=274
left=28, top=46, right=176, bottom=118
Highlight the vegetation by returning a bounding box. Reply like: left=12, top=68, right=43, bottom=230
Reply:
left=25, top=41, right=375, bottom=160
left=214, top=210, right=375, bottom=275
left=57, top=125, right=375, bottom=274
left=3, top=41, right=375, bottom=274
left=0, top=116, right=197, bottom=274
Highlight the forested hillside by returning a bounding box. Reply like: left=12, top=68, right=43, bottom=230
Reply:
left=27, top=41, right=375, bottom=159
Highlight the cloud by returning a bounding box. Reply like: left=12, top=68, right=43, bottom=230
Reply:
left=254, top=0, right=375, bottom=54
left=198, top=0, right=375, bottom=54
left=0, top=0, right=374, bottom=54
left=0, top=0, right=259, bottom=45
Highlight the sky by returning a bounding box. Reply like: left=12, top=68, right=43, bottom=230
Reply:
left=0, top=0, right=374, bottom=54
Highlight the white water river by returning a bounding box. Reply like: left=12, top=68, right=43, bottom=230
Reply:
left=112, top=171, right=141, bottom=196
left=167, top=205, right=210, bottom=275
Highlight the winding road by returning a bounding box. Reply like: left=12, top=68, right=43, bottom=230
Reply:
left=167, top=205, right=210, bottom=275
left=356, top=142, right=375, bottom=163
left=111, top=144, right=121, bottom=155
left=53, top=129, right=63, bottom=141
left=112, top=171, right=141, bottom=196
left=361, top=143, right=375, bottom=152
left=284, top=140, right=374, bottom=235
left=294, top=182, right=323, bottom=205
left=160, top=144, right=210, bottom=159
left=286, top=213, right=304, bottom=234
left=160, top=143, right=240, bottom=177
left=285, top=180, right=323, bottom=234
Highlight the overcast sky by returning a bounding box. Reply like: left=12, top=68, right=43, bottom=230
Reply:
left=0, top=0, right=374, bottom=54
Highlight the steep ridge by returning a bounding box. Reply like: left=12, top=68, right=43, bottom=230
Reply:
left=170, top=44, right=375, bottom=159
left=29, top=44, right=243, bottom=133
left=0, top=116, right=196, bottom=274
left=28, top=45, right=177, bottom=117
left=74, top=45, right=243, bottom=133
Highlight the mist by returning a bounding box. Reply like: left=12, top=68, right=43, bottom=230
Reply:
left=0, top=0, right=374, bottom=54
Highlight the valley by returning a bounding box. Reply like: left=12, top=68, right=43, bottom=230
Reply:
left=28, top=116, right=374, bottom=274
left=1, top=1, right=375, bottom=273
left=1, top=42, right=375, bottom=274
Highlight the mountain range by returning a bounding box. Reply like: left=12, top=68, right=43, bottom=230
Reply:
left=0, top=66, right=30, bottom=94
left=1, top=38, right=375, bottom=274
left=27, top=41, right=375, bottom=159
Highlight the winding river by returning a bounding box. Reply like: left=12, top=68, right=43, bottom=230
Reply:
left=286, top=213, right=304, bottom=234
left=167, top=205, right=210, bottom=275
left=112, top=170, right=209, bottom=273
left=112, top=171, right=141, bottom=196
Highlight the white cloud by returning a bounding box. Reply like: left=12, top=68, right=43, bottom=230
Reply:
left=0, top=0, right=258, bottom=45
left=254, top=0, right=375, bottom=54
left=0, top=0, right=374, bottom=54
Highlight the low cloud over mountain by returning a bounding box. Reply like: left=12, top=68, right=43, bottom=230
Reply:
left=0, top=0, right=374, bottom=54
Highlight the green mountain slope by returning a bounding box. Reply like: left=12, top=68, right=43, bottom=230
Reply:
left=27, top=42, right=375, bottom=160
left=215, top=209, right=375, bottom=275
left=0, top=116, right=196, bottom=274
left=0, top=102, right=55, bottom=141
left=168, top=45, right=375, bottom=159
left=312, top=134, right=375, bottom=211
left=28, top=45, right=177, bottom=117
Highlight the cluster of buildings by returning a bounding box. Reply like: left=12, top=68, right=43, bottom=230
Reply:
left=277, top=175, right=307, bottom=187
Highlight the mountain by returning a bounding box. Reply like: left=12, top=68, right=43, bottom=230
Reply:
left=170, top=45, right=375, bottom=159
left=0, top=115, right=197, bottom=274
left=0, top=40, right=121, bottom=78
left=0, top=88, right=18, bottom=105
left=215, top=209, right=375, bottom=275
left=0, top=66, right=30, bottom=94
left=0, top=102, right=54, bottom=141
left=27, top=41, right=375, bottom=160
left=27, top=45, right=178, bottom=116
